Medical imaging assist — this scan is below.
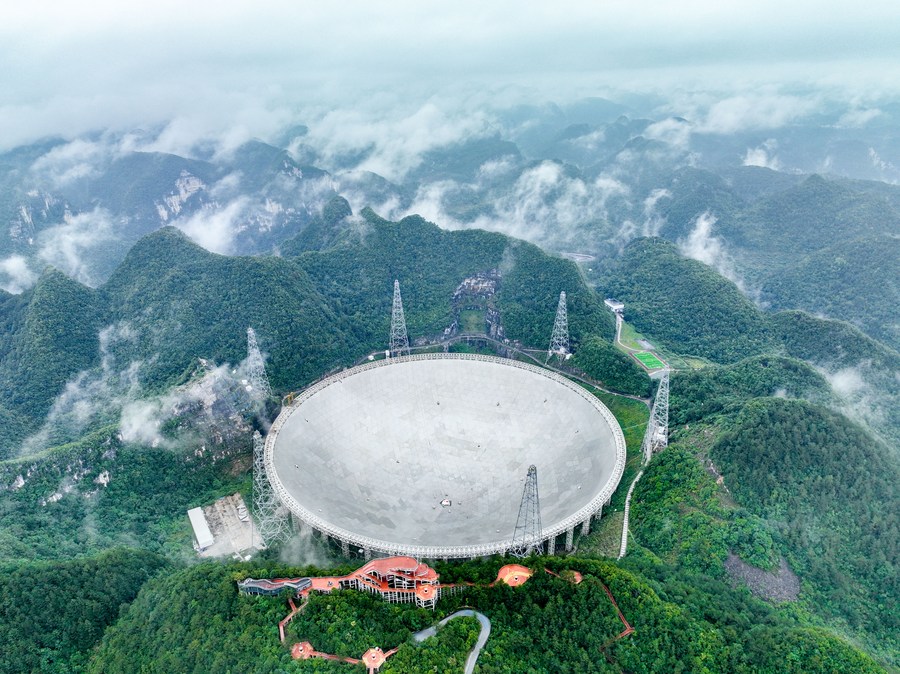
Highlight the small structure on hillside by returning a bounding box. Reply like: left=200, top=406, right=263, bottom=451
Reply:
left=187, top=507, right=214, bottom=551
left=604, top=298, right=624, bottom=315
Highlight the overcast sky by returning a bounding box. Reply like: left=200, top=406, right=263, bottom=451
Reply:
left=2, top=1, right=899, bottom=151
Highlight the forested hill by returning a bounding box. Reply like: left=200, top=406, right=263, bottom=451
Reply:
left=762, top=235, right=900, bottom=351
left=712, top=399, right=899, bottom=647
left=0, top=215, right=612, bottom=458
left=291, top=206, right=614, bottom=349
left=603, top=237, right=774, bottom=362
left=649, top=170, right=900, bottom=349
left=0, top=548, right=168, bottom=674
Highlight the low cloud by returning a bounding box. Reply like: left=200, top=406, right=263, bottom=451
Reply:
left=30, top=138, right=110, bottom=187
left=20, top=321, right=268, bottom=456
left=868, top=147, right=895, bottom=173
left=641, top=188, right=672, bottom=237
left=303, top=101, right=495, bottom=182
left=36, top=208, right=116, bottom=286
left=822, top=366, right=865, bottom=397
left=815, top=363, right=897, bottom=443
left=0, top=255, right=38, bottom=293
left=279, top=524, right=337, bottom=568
left=742, top=139, right=782, bottom=170
left=643, top=118, right=692, bottom=151
left=679, top=211, right=754, bottom=294
left=699, top=94, right=818, bottom=134
left=20, top=322, right=141, bottom=455
left=836, top=108, right=883, bottom=128
left=402, top=161, right=630, bottom=251
left=173, top=198, right=250, bottom=255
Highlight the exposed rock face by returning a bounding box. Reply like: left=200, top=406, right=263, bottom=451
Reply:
left=725, top=553, right=800, bottom=602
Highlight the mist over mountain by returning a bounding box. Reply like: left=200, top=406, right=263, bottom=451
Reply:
left=3, top=97, right=897, bottom=351
left=2, top=2, right=899, bottom=672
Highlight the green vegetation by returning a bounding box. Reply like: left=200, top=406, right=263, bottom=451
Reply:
left=88, top=564, right=295, bottom=674
left=576, top=509, right=625, bottom=557
left=572, top=336, right=651, bottom=396
left=87, top=556, right=887, bottom=673
left=669, top=354, right=832, bottom=425
left=0, top=214, right=618, bottom=459
left=0, top=548, right=168, bottom=674
left=603, top=238, right=774, bottom=363
left=459, top=309, right=486, bottom=333
left=769, top=309, right=900, bottom=370
left=586, top=389, right=648, bottom=510
left=712, top=399, right=899, bottom=652
left=287, top=590, right=435, bottom=657
left=0, top=204, right=897, bottom=671
left=383, top=618, right=480, bottom=673
left=616, top=320, right=648, bottom=350
left=631, top=443, right=778, bottom=574
left=0, top=427, right=250, bottom=561
left=294, top=209, right=614, bottom=352
left=762, top=236, right=900, bottom=350
left=0, top=268, right=100, bottom=447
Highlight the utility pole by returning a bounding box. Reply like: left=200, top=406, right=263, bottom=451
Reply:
left=510, top=465, right=543, bottom=557
left=389, top=280, right=410, bottom=357
left=547, top=292, right=569, bottom=360
left=252, top=431, right=290, bottom=546
left=641, top=368, right=670, bottom=464
left=246, top=327, right=272, bottom=399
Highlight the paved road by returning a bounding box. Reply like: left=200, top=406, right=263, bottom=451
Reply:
left=413, top=609, right=491, bottom=674
left=618, top=469, right=644, bottom=559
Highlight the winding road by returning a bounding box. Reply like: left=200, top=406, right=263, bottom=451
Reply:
left=413, top=610, right=491, bottom=674
left=618, top=469, right=643, bottom=559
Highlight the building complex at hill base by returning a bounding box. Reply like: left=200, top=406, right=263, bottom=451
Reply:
left=265, top=353, right=626, bottom=558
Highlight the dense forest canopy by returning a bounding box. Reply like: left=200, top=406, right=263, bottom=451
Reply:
left=0, top=190, right=895, bottom=671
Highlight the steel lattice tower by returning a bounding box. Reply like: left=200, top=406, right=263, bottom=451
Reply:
left=510, top=465, right=543, bottom=557
left=252, top=431, right=290, bottom=545
left=389, top=280, right=410, bottom=357
left=246, top=327, right=272, bottom=399
left=547, top=291, right=569, bottom=360
left=641, top=368, right=670, bottom=464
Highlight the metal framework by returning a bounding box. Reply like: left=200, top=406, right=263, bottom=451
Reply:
left=547, top=291, right=569, bottom=359
left=252, top=431, right=291, bottom=545
left=265, top=353, right=627, bottom=559
left=389, top=280, right=410, bottom=357
left=641, top=368, right=670, bottom=464
left=510, top=465, right=543, bottom=557
left=246, top=327, right=272, bottom=399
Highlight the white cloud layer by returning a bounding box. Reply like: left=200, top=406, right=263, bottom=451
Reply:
left=173, top=199, right=250, bottom=255
left=743, top=139, right=782, bottom=170
left=36, top=208, right=116, bottom=286
left=1, top=2, right=900, bottom=153
left=399, top=161, right=629, bottom=249
left=0, top=255, right=37, bottom=293
left=679, top=211, right=754, bottom=295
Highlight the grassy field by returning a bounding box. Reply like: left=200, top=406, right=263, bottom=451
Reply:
left=633, top=351, right=666, bottom=370
left=587, top=388, right=648, bottom=510
left=618, top=320, right=650, bottom=351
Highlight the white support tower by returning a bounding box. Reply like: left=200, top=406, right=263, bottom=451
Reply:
left=547, top=291, right=569, bottom=360
left=245, top=327, right=272, bottom=399
left=641, top=368, right=670, bottom=464
left=252, top=431, right=291, bottom=545
left=389, top=280, right=410, bottom=357
left=510, top=465, right=543, bottom=557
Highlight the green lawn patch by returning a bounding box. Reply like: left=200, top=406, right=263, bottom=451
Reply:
left=633, top=351, right=666, bottom=370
